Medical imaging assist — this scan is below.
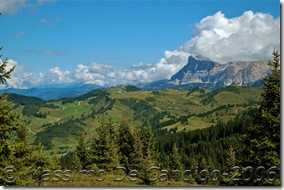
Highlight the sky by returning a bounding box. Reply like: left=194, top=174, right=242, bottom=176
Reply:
left=0, top=0, right=280, bottom=89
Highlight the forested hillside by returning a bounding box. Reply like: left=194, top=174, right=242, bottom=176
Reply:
left=0, top=49, right=280, bottom=186
left=8, top=84, right=262, bottom=155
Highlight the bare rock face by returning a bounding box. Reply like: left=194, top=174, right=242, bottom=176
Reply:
left=169, top=55, right=270, bottom=87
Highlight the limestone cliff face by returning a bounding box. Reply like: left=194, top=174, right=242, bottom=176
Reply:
left=169, top=55, right=270, bottom=87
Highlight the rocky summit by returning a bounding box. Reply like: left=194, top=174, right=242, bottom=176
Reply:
left=168, top=55, right=271, bottom=88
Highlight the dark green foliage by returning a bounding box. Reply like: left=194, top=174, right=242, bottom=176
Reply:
left=61, top=89, right=108, bottom=104
left=239, top=50, right=280, bottom=185
left=22, top=105, right=47, bottom=118
left=0, top=49, right=18, bottom=185
left=117, top=121, right=144, bottom=172
left=89, top=116, right=119, bottom=171
left=200, top=85, right=240, bottom=105
left=60, top=152, right=74, bottom=169
left=125, top=85, right=141, bottom=92
left=169, top=144, right=183, bottom=181
left=145, top=97, right=155, bottom=102
left=8, top=93, right=58, bottom=108
left=33, top=119, right=84, bottom=149
left=187, top=87, right=205, bottom=96
left=91, top=98, right=115, bottom=117
left=0, top=47, right=56, bottom=186
left=75, top=133, right=89, bottom=169
left=119, top=98, right=166, bottom=128
left=156, top=111, right=256, bottom=184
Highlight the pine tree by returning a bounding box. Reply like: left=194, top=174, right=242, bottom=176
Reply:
left=240, top=50, right=280, bottom=185
left=76, top=133, right=89, bottom=169
left=106, top=116, right=120, bottom=170
left=169, top=143, right=183, bottom=181
left=117, top=121, right=144, bottom=173
left=0, top=46, right=57, bottom=186
left=142, top=125, right=156, bottom=163
left=90, top=116, right=119, bottom=171
left=72, top=152, right=82, bottom=171
left=0, top=48, right=17, bottom=186
left=221, top=146, right=237, bottom=185
left=141, top=125, right=157, bottom=185
left=117, top=121, right=133, bottom=170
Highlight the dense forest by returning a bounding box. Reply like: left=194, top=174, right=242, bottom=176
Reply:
left=0, top=38, right=280, bottom=187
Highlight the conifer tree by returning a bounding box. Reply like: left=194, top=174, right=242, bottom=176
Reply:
left=106, top=116, right=120, bottom=170
left=0, top=44, right=56, bottom=186
left=142, top=125, right=156, bottom=163
left=72, top=152, right=82, bottom=171
left=90, top=116, right=119, bottom=171
left=76, top=133, right=89, bottom=169
left=140, top=125, right=157, bottom=185
left=0, top=48, right=17, bottom=186
left=130, top=126, right=144, bottom=171
left=240, top=50, right=280, bottom=185
left=169, top=143, right=183, bottom=181
left=117, top=121, right=144, bottom=172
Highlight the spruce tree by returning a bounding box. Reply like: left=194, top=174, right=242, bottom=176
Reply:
left=0, top=48, right=17, bottom=186
left=76, top=133, right=89, bottom=169
left=141, top=125, right=157, bottom=185
left=169, top=143, right=183, bottom=181
left=0, top=45, right=56, bottom=186
left=90, top=116, right=119, bottom=171
left=240, top=50, right=280, bottom=185
left=117, top=121, right=144, bottom=172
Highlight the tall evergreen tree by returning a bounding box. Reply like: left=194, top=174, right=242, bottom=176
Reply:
left=117, top=121, right=144, bottom=172
left=0, top=48, right=17, bottom=186
left=240, top=50, right=280, bottom=185
left=76, top=133, right=89, bottom=169
left=140, top=125, right=157, bottom=185
left=169, top=143, right=183, bottom=181
left=0, top=44, right=56, bottom=186
left=142, top=125, right=156, bottom=163
left=90, top=116, right=119, bottom=171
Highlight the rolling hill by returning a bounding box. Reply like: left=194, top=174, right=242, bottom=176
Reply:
left=8, top=84, right=262, bottom=155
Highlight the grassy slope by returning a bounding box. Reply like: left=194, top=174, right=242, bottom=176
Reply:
left=10, top=85, right=262, bottom=155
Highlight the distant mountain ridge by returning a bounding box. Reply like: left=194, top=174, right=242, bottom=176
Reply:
left=0, top=84, right=103, bottom=100
left=140, top=55, right=270, bottom=89
left=0, top=55, right=271, bottom=99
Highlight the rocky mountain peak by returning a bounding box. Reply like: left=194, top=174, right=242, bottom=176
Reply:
left=169, top=55, right=270, bottom=87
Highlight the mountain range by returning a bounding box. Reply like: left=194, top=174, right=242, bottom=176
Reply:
left=140, top=55, right=270, bottom=89
left=0, top=83, right=102, bottom=100
left=0, top=55, right=271, bottom=100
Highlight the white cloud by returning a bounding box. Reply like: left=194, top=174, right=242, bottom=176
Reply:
left=181, top=11, right=280, bottom=63
left=0, top=0, right=26, bottom=14
left=0, top=11, right=280, bottom=88
left=0, top=59, right=27, bottom=89
left=0, top=0, right=56, bottom=14
left=74, top=62, right=115, bottom=86
left=49, top=67, right=73, bottom=83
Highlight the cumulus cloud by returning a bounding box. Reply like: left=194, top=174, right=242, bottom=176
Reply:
left=0, top=0, right=56, bottom=14
left=0, top=11, right=280, bottom=89
left=74, top=62, right=115, bottom=86
left=49, top=67, right=73, bottom=83
left=0, top=59, right=27, bottom=89
left=181, top=11, right=280, bottom=63
left=113, top=11, right=279, bottom=84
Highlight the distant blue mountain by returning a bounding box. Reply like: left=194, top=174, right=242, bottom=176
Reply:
left=0, top=83, right=103, bottom=100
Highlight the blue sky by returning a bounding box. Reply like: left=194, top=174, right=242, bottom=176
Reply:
left=0, top=0, right=280, bottom=88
